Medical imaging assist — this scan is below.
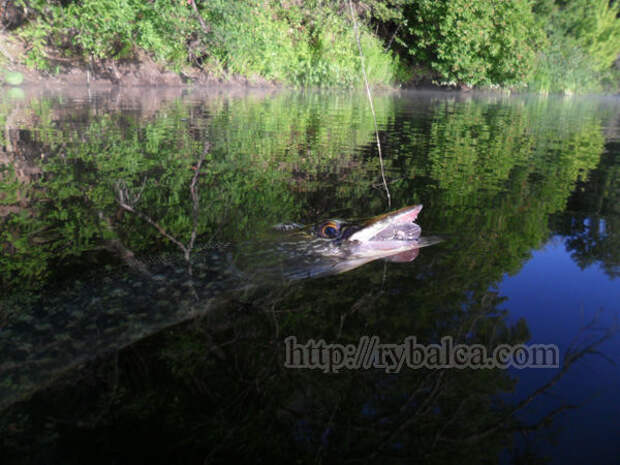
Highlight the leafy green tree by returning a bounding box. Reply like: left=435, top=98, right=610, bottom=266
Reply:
left=529, top=0, right=620, bottom=93
left=397, top=0, right=544, bottom=86
left=553, top=0, right=620, bottom=73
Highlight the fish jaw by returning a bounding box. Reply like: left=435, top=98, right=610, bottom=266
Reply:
left=347, top=204, right=423, bottom=243
left=345, top=204, right=425, bottom=260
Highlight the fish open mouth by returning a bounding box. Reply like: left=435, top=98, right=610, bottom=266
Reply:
left=348, top=204, right=423, bottom=242
left=345, top=205, right=439, bottom=260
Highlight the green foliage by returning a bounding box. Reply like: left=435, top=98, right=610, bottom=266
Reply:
left=528, top=35, right=604, bottom=94
left=528, top=0, right=620, bottom=94
left=8, top=0, right=619, bottom=91
left=13, top=0, right=403, bottom=86
left=17, top=0, right=196, bottom=70
left=369, top=0, right=618, bottom=92
left=2, top=70, right=24, bottom=86
left=0, top=91, right=395, bottom=293
left=398, top=0, right=543, bottom=86
left=63, top=0, right=136, bottom=60
left=196, top=0, right=402, bottom=86
left=361, top=0, right=407, bottom=23
left=18, top=16, right=52, bottom=70
left=553, top=0, right=620, bottom=72
left=0, top=90, right=612, bottom=303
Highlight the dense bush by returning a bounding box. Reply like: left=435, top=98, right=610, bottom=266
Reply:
left=553, top=0, right=620, bottom=72
left=528, top=0, right=620, bottom=94
left=397, top=0, right=544, bottom=86
left=14, top=0, right=404, bottom=87
left=375, top=0, right=618, bottom=92
left=17, top=0, right=195, bottom=70
left=528, top=34, right=604, bottom=94
left=201, top=0, right=404, bottom=86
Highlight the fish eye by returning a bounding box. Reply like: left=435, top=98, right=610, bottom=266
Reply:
left=319, top=221, right=340, bottom=239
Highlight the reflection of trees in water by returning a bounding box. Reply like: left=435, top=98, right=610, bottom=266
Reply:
left=0, top=91, right=394, bottom=297
left=560, top=215, right=619, bottom=278
left=553, top=142, right=620, bottom=278
left=0, top=93, right=612, bottom=298
left=0, top=92, right=617, bottom=463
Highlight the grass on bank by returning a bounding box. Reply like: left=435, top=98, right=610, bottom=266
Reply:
left=4, top=0, right=620, bottom=92
left=14, top=0, right=406, bottom=87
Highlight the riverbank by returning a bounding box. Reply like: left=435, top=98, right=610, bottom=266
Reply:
left=1, top=31, right=444, bottom=90
left=0, top=1, right=406, bottom=89
left=1, top=0, right=618, bottom=93
left=0, top=31, right=278, bottom=88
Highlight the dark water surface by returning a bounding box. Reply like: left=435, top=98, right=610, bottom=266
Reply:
left=0, top=87, right=618, bottom=464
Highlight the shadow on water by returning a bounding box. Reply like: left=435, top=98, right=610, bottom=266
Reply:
left=0, top=88, right=618, bottom=464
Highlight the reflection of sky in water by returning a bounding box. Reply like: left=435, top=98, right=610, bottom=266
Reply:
left=498, top=237, right=620, bottom=464
left=581, top=216, right=607, bottom=235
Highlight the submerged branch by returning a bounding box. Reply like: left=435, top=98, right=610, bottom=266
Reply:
left=115, top=180, right=189, bottom=255
left=98, top=212, right=153, bottom=278
left=114, top=139, right=211, bottom=278
left=187, top=141, right=210, bottom=261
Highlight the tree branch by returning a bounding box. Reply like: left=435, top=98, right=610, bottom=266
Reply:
left=189, top=0, right=211, bottom=35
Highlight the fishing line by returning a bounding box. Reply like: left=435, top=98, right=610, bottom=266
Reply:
left=348, top=0, right=392, bottom=208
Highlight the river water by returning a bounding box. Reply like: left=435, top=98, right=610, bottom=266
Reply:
left=0, top=87, right=618, bottom=464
